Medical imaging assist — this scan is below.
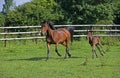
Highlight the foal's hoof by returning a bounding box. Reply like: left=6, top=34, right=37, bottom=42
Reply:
left=58, top=54, right=62, bottom=57
left=103, top=51, right=106, bottom=54
left=68, top=54, right=71, bottom=57
left=96, top=56, right=98, bottom=58
left=101, top=53, right=104, bottom=56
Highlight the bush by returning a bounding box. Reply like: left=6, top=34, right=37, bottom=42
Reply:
left=101, top=37, right=120, bottom=46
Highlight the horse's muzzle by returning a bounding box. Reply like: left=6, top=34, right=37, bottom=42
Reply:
left=41, top=32, right=44, bottom=36
left=86, top=36, right=88, bottom=40
left=41, top=32, right=45, bottom=36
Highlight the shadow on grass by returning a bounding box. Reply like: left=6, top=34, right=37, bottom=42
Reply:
left=6, top=57, right=46, bottom=61
left=70, top=56, right=84, bottom=59
left=5, top=56, right=83, bottom=61
left=95, top=64, right=120, bottom=67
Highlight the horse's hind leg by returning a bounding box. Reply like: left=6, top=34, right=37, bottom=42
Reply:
left=55, top=43, right=62, bottom=56
left=62, top=41, right=71, bottom=59
left=64, top=47, right=71, bottom=59
left=66, top=46, right=71, bottom=57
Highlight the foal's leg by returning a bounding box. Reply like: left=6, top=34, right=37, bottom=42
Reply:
left=92, top=45, right=98, bottom=59
left=46, top=42, right=50, bottom=60
left=55, top=43, right=62, bottom=56
left=99, top=43, right=105, bottom=54
left=96, top=45, right=104, bottom=56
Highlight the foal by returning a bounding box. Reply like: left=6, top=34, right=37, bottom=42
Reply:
left=86, top=31, right=105, bottom=58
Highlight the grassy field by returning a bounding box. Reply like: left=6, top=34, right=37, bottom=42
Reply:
left=0, top=39, right=120, bottom=78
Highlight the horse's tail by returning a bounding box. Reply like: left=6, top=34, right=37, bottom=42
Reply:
left=66, top=26, right=74, bottom=44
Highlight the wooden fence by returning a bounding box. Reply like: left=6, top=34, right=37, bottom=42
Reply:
left=0, top=25, right=120, bottom=47
left=54, top=25, right=120, bottom=37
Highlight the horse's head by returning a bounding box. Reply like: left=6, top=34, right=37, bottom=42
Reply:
left=41, top=20, right=49, bottom=36
left=41, top=20, right=56, bottom=36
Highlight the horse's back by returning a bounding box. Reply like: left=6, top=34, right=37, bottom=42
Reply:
left=51, top=28, right=70, bottom=43
left=56, top=28, right=70, bottom=37
left=92, top=36, right=101, bottom=45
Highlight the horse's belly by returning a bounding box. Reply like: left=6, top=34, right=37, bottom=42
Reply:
left=46, top=38, right=55, bottom=44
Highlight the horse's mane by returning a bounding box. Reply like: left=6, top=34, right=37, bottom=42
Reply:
left=47, top=20, right=56, bottom=30
left=41, top=20, right=56, bottom=30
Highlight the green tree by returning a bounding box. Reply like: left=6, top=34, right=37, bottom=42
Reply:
left=0, top=13, right=5, bottom=26
left=5, top=0, right=120, bottom=26
left=6, top=0, right=64, bottom=26
left=113, top=1, right=120, bottom=24
left=3, top=0, right=13, bottom=14
left=6, top=10, right=23, bottom=26
left=56, top=0, right=117, bottom=24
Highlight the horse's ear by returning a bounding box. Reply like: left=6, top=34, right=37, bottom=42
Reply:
left=87, top=30, right=92, bottom=32
left=42, top=20, right=47, bottom=23
left=47, top=20, right=54, bottom=26
left=41, top=20, right=44, bottom=24
left=41, top=20, right=47, bottom=27
left=89, top=30, right=93, bottom=33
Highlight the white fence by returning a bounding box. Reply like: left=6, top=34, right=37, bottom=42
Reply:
left=0, top=25, right=120, bottom=47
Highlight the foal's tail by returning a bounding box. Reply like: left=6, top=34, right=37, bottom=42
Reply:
left=66, top=26, right=74, bottom=44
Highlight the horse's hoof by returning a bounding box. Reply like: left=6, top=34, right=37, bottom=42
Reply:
left=64, top=56, right=67, bottom=59
left=46, top=57, right=49, bottom=61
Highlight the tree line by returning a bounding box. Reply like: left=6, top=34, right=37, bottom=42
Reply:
left=0, top=0, right=120, bottom=27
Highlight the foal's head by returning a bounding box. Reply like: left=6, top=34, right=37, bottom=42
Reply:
left=86, top=31, right=93, bottom=40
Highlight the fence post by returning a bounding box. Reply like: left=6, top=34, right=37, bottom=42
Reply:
left=4, top=28, right=7, bottom=47
left=35, top=27, right=38, bottom=44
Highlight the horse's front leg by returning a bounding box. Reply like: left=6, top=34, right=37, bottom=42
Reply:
left=55, top=43, right=62, bottom=56
left=46, top=42, right=50, bottom=60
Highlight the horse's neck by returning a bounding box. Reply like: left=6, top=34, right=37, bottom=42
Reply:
left=47, top=27, right=53, bottom=37
left=89, top=35, right=93, bottom=41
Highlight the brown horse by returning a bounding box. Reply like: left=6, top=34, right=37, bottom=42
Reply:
left=86, top=31, right=105, bottom=59
left=41, top=20, right=74, bottom=60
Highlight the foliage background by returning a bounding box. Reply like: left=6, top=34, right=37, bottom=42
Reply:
left=0, top=0, right=120, bottom=26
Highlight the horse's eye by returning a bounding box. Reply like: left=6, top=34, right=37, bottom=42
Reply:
left=41, top=24, right=45, bottom=27
left=43, top=25, right=45, bottom=27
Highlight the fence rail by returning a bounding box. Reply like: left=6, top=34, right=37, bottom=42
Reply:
left=73, top=35, right=120, bottom=37
left=0, top=36, right=45, bottom=41
left=74, top=30, right=120, bottom=32
left=0, top=31, right=40, bottom=35
left=54, top=24, right=120, bottom=27
left=0, top=26, right=41, bottom=29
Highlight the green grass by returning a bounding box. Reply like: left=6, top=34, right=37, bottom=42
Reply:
left=0, top=39, right=120, bottom=78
